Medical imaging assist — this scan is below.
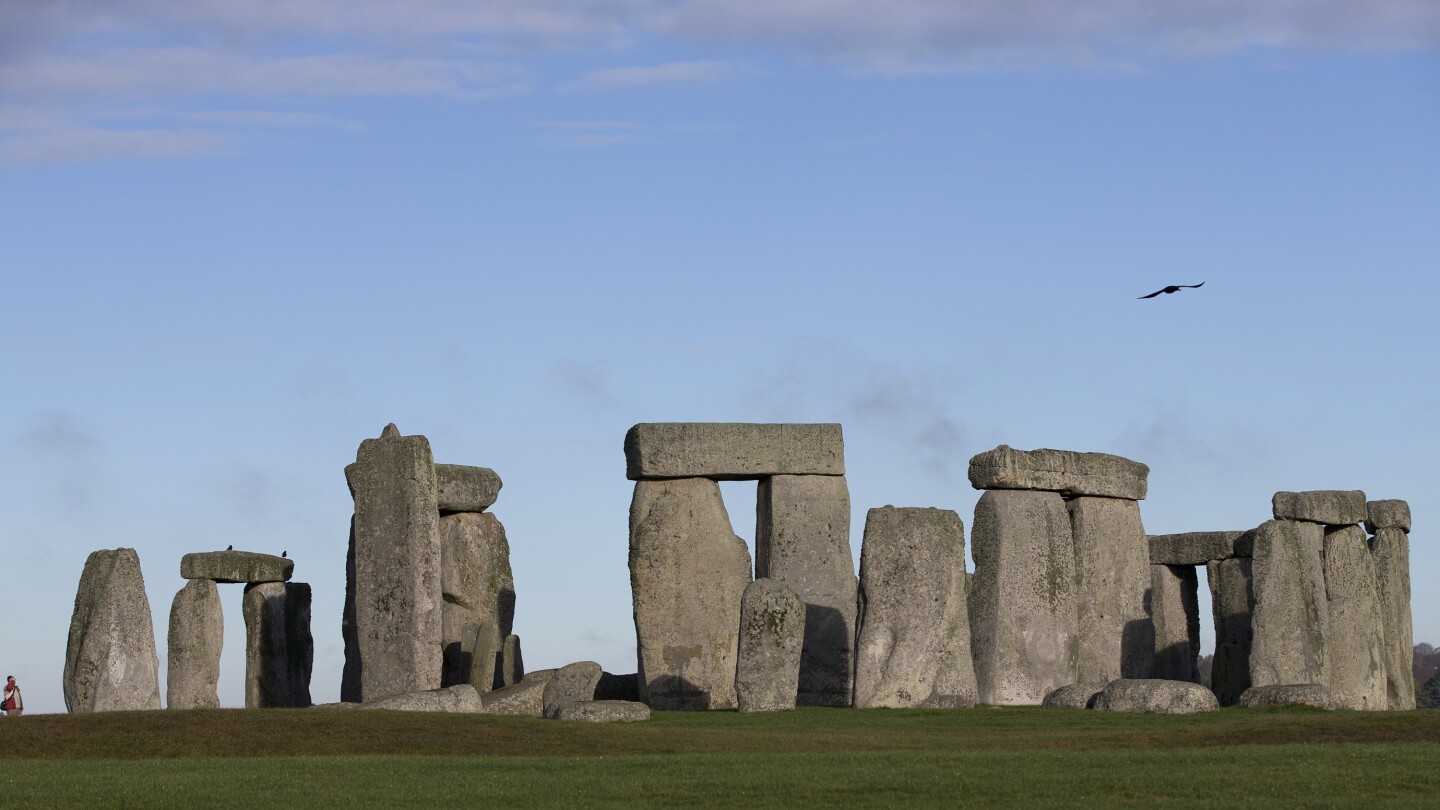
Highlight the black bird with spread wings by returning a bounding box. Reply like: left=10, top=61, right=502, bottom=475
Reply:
left=1138, top=282, right=1204, bottom=299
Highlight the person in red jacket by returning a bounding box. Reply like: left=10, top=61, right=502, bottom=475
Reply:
left=2, top=676, right=21, bottom=716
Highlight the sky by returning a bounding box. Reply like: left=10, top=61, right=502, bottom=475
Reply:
left=2, top=1, right=1438, bottom=714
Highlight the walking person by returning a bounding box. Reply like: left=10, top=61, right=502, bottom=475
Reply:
left=3, top=676, right=22, bottom=716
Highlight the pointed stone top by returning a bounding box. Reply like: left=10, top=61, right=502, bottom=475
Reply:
left=381, top=423, right=401, bottom=439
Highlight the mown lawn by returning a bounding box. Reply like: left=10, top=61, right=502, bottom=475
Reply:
left=1, top=707, right=1437, bottom=808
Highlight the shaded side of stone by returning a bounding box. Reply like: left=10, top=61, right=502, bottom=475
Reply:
left=550, top=700, right=651, bottom=722
left=439, top=511, right=515, bottom=690
left=435, top=463, right=502, bottom=513
left=341, top=516, right=360, bottom=703
left=1042, top=682, right=1107, bottom=709
left=1250, top=519, right=1329, bottom=688
left=482, top=670, right=556, bottom=717
left=1322, top=525, right=1387, bottom=710
left=167, top=579, right=223, bottom=710
left=1370, top=527, right=1416, bottom=710
left=1147, top=531, right=1252, bottom=565
left=624, top=423, right=844, bottom=480
left=735, top=579, right=805, bottom=713
left=1207, top=557, right=1254, bottom=706
left=1068, top=497, right=1151, bottom=682
left=64, top=548, right=162, bottom=713
left=542, top=661, right=604, bottom=718
left=243, top=582, right=313, bottom=708
left=1364, top=500, right=1411, bottom=534
left=967, top=445, right=1149, bottom=500
left=596, top=672, right=640, bottom=702
left=1149, top=564, right=1200, bottom=683
left=180, top=551, right=293, bottom=584
left=500, top=635, right=524, bottom=688
left=1092, top=679, right=1219, bottom=714
left=1237, top=683, right=1333, bottom=709
left=1271, top=490, right=1366, bottom=525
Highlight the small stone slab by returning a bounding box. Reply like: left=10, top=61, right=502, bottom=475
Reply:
left=1042, top=683, right=1106, bottom=709
left=625, top=423, right=844, bottom=480
left=1237, top=683, right=1333, bottom=709
left=542, top=662, right=603, bottom=718
left=735, top=579, right=805, bottom=713
left=361, top=684, right=484, bottom=713
left=435, top=464, right=502, bottom=513
left=1092, top=679, right=1219, bottom=714
left=482, top=670, right=556, bottom=717
left=550, top=700, right=651, bottom=722
left=181, top=551, right=293, bottom=584
left=1365, top=500, right=1411, bottom=534
left=968, top=445, right=1148, bottom=500
left=1148, top=531, right=1253, bottom=565
left=1271, top=490, right=1366, bottom=525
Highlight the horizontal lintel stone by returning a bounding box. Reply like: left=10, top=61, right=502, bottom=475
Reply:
left=1364, top=500, right=1411, bottom=534
left=1271, top=490, right=1366, bottom=525
left=968, top=445, right=1148, bottom=500
left=1147, top=531, right=1253, bottom=565
left=435, top=464, right=502, bottom=513
left=624, top=423, right=844, bottom=480
left=180, top=551, right=293, bottom=584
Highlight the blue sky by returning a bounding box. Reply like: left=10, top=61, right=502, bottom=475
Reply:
left=3, top=1, right=1438, bottom=713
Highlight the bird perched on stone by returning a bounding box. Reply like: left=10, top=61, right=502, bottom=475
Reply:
left=226, top=544, right=233, bottom=551
left=1138, top=282, right=1204, bottom=299
left=281, top=550, right=287, bottom=558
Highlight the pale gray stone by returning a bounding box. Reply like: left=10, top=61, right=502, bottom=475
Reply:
left=167, top=580, right=223, bottom=710
left=971, top=492, right=1077, bottom=705
left=624, top=423, right=844, bottom=480
left=180, top=551, right=292, bottom=584
left=482, top=670, right=556, bottom=717
left=439, top=511, right=514, bottom=690
left=542, top=661, right=603, bottom=718
left=735, top=579, right=805, bottom=713
left=1207, top=558, right=1254, bottom=706
left=1092, top=679, right=1219, bottom=713
left=1147, top=531, right=1252, bottom=565
left=1068, top=497, right=1152, bottom=682
left=500, top=635, right=524, bottom=688
left=363, top=684, right=484, bottom=713
left=1322, top=525, right=1387, bottom=711
left=1250, top=519, right=1329, bottom=688
left=64, top=548, right=162, bottom=713
left=1150, top=564, right=1200, bottom=683
left=755, top=474, right=855, bottom=707
left=1237, top=683, right=1333, bottom=709
left=968, top=445, right=1149, bottom=500
left=550, top=700, right=651, bottom=722
left=1042, top=682, right=1107, bottom=709
left=1371, top=527, right=1416, bottom=710
left=1271, top=490, right=1366, bottom=525
left=243, top=582, right=313, bottom=708
left=596, top=672, right=640, bottom=702
left=435, top=464, right=502, bottom=513
left=629, top=478, right=751, bottom=710
left=1365, top=500, right=1411, bottom=534
left=344, top=425, right=442, bottom=702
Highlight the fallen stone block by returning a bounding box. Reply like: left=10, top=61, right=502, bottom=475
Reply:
left=1207, top=558, right=1254, bottom=706
left=549, top=700, right=651, bottom=722
left=736, top=579, right=805, bottom=713
left=1371, top=527, right=1415, bottom=710
left=1237, top=683, right=1333, bottom=709
left=435, top=464, right=502, bottom=513
left=1092, top=679, right=1219, bottom=713
left=180, top=550, right=293, bottom=584
left=1364, top=500, right=1411, bottom=534
left=482, top=670, right=556, bottom=717
left=65, top=548, right=162, bottom=713
left=1147, top=531, right=1253, bottom=565
left=542, top=661, right=604, bottom=718
left=624, top=423, right=844, bottom=480
left=1322, top=525, right=1387, bottom=711
left=1042, top=682, right=1107, bottom=709
left=1069, top=497, right=1151, bottom=682
left=968, top=445, right=1148, bottom=500
left=362, top=684, right=484, bottom=713
left=167, top=579, right=223, bottom=710
left=1250, top=519, right=1329, bottom=688
left=1150, top=564, right=1200, bottom=683
left=243, top=582, right=313, bottom=709
left=1271, top=490, right=1366, bottom=525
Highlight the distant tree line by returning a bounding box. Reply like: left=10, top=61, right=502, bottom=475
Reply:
left=1417, top=644, right=1440, bottom=709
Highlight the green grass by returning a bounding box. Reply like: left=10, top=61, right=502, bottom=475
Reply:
left=2, top=707, right=1437, bottom=808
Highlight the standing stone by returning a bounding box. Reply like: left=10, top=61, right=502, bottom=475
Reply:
left=167, top=579, right=223, bottom=710
left=542, top=661, right=604, bottom=718
left=243, top=582, right=313, bottom=708
left=1250, top=519, right=1329, bottom=688
left=1272, top=490, right=1366, bottom=525
left=735, top=579, right=805, bottom=713
left=625, top=423, right=844, bottom=480
left=500, top=635, right=525, bottom=688
left=856, top=507, right=976, bottom=708
left=1371, top=526, right=1415, bottom=710
left=1150, top=564, right=1200, bottom=683
left=1068, top=497, right=1151, bottom=682
left=971, top=491, right=1077, bottom=705
left=64, top=548, right=162, bottom=713
left=1207, top=557, right=1254, bottom=706
left=344, top=425, right=442, bottom=702
left=755, top=474, right=856, bottom=706
left=1322, top=525, right=1387, bottom=710
left=968, top=445, right=1149, bottom=500
left=439, top=511, right=515, bottom=690
left=629, top=477, right=752, bottom=710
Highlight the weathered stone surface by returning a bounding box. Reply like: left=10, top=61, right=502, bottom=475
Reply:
left=439, top=511, right=515, bottom=690
left=482, top=670, right=556, bottom=716
left=735, top=579, right=805, bottom=713
left=968, top=445, right=1149, bottom=500
left=1250, top=519, right=1329, bottom=688
left=1237, top=683, right=1333, bottom=709
left=1371, top=527, right=1415, bottom=710
left=167, top=580, right=223, bottom=710
left=1042, top=682, right=1106, bottom=709
left=624, top=423, right=844, bottom=480
left=1147, top=531, right=1252, bottom=565
left=1068, top=497, right=1151, bottom=682
left=362, top=684, right=484, bottom=713
left=64, top=548, right=162, bottom=713
left=500, top=635, right=524, bottom=688
left=596, top=672, right=640, bottom=702
left=971, top=492, right=1077, bottom=705
left=435, top=464, right=502, bottom=513
left=243, top=582, right=313, bottom=709
left=180, top=551, right=292, bottom=584
left=755, top=474, right=855, bottom=707
left=1150, top=564, right=1200, bottom=683
left=630, top=477, right=751, bottom=710
left=1207, top=558, right=1254, bottom=706
left=855, top=507, right=976, bottom=708
left=1092, top=679, right=1219, bottom=713
left=344, top=425, right=442, bottom=702
left=1271, top=490, right=1366, bottom=525
left=542, top=661, right=603, bottom=718
left=550, top=700, right=652, bottom=722
left=1322, top=525, right=1387, bottom=710
left=1365, top=500, right=1411, bottom=534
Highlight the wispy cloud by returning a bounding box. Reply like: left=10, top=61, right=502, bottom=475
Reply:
left=13, top=410, right=107, bottom=510
left=0, top=127, right=230, bottom=167
left=567, top=59, right=748, bottom=90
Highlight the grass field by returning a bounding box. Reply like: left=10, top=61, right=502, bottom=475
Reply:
left=1, top=706, right=1437, bottom=808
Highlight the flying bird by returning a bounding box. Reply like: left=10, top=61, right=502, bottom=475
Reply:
left=1138, top=282, right=1205, bottom=299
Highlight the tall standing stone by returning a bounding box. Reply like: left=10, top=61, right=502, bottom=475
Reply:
left=167, top=579, right=223, bottom=710
left=971, top=491, right=1077, bottom=705
left=755, top=474, right=856, bottom=706
left=1370, top=526, right=1415, bottom=710
left=439, top=511, right=515, bottom=690
left=735, top=579, right=806, bottom=713
left=855, top=507, right=976, bottom=708
left=1250, top=519, right=1329, bottom=688
left=1149, top=564, right=1200, bottom=683
left=243, top=582, right=313, bottom=708
left=1322, top=525, right=1387, bottom=710
left=1067, top=497, right=1151, bottom=681
left=64, top=548, right=162, bottom=713
left=629, top=477, right=752, bottom=710
left=344, top=424, right=442, bottom=702
left=1207, top=557, right=1254, bottom=706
